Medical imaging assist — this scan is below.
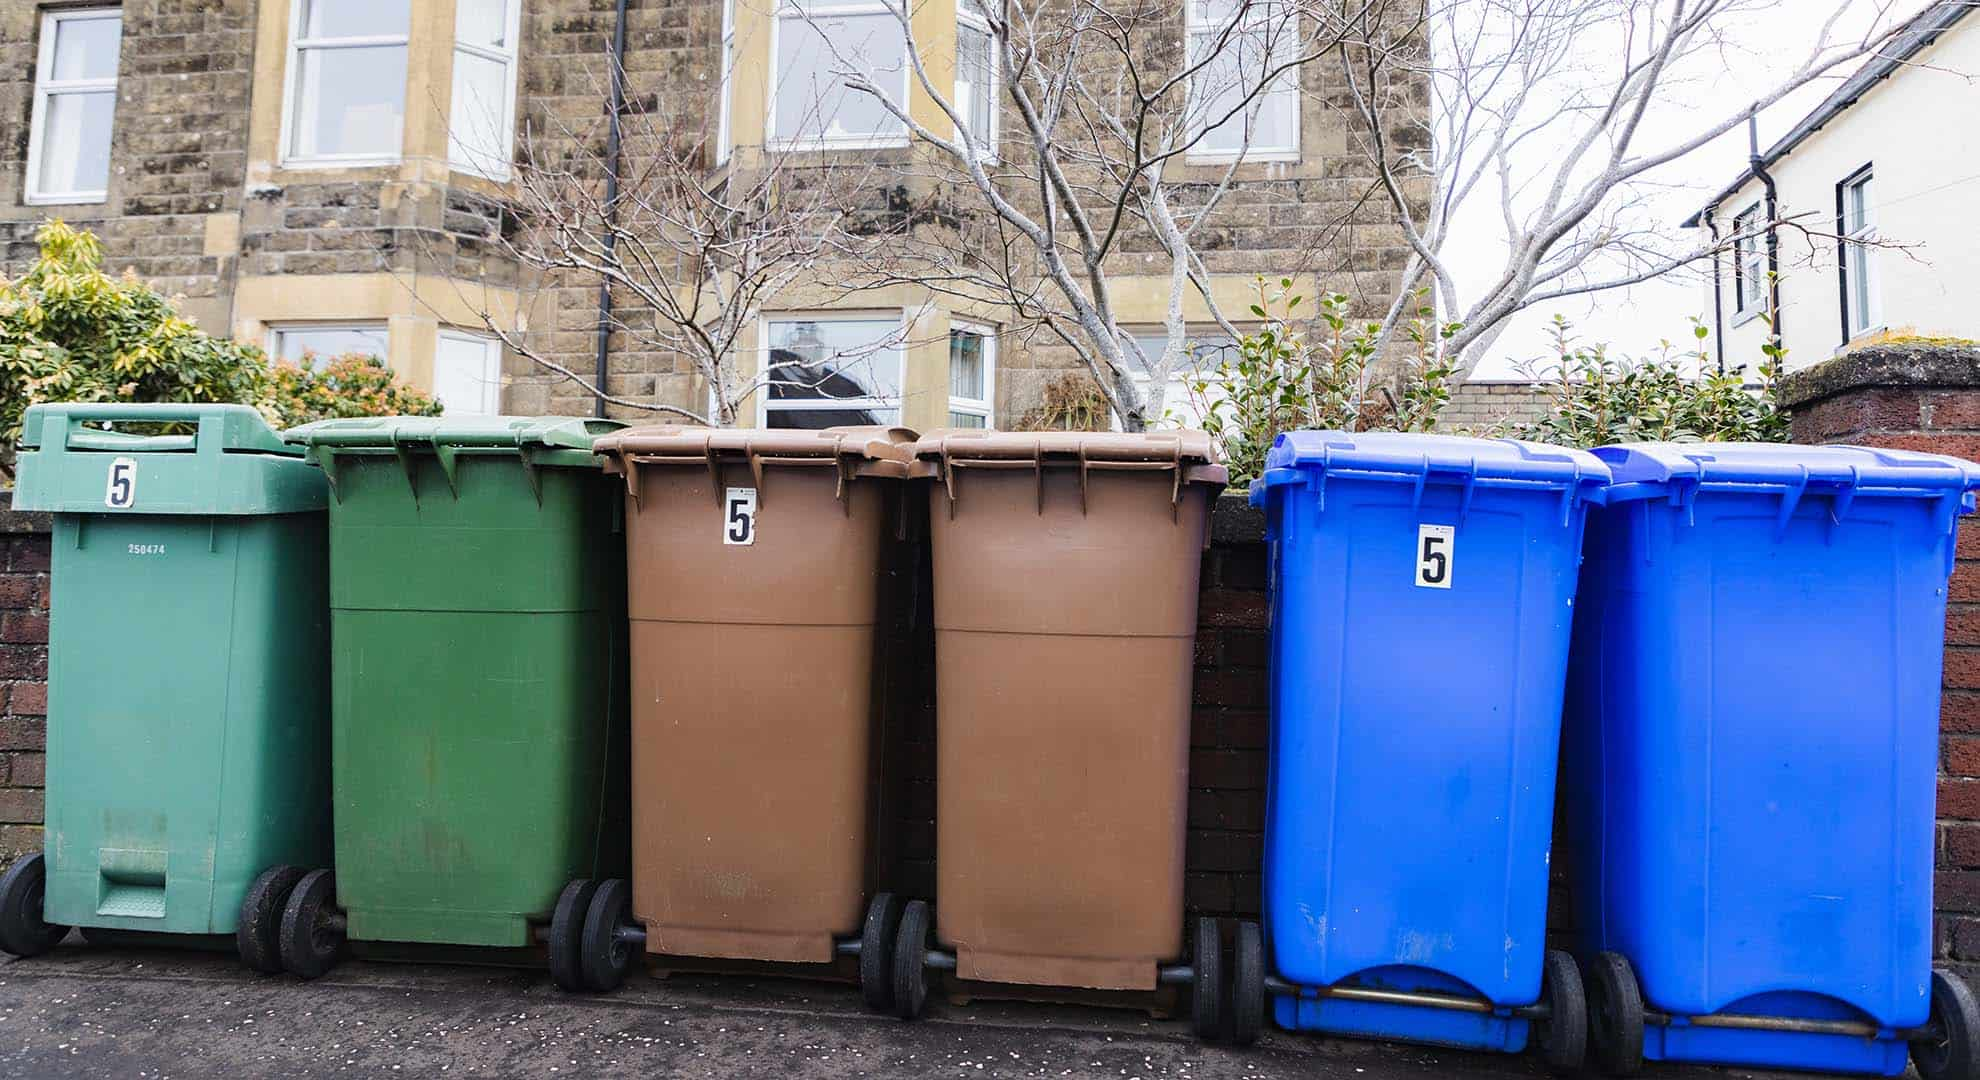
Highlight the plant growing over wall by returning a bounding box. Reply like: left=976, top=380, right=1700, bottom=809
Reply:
left=0, top=221, right=437, bottom=467
left=1505, top=316, right=1787, bottom=448
left=1013, top=373, right=1112, bottom=432
left=1190, top=279, right=1460, bottom=484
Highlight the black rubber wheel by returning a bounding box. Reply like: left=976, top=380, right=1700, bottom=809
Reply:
left=277, top=869, right=343, bottom=980
left=1191, top=917, right=1224, bottom=1041
left=579, top=878, right=634, bottom=993
left=548, top=878, right=597, bottom=993
left=859, top=892, right=902, bottom=1012
left=1586, top=951, right=1645, bottom=1077
left=1913, top=968, right=1980, bottom=1080
left=1229, top=920, right=1265, bottom=1046
left=0, top=853, right=66, bottom=958
left=236, top=864, right=305, bottom=974
left=891, top=899, right=931, bottom=1020
left=1537, top=948, right=1588, bottom=1074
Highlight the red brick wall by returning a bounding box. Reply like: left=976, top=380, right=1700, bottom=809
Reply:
left=0, top=499, right=49, bottom=860
left=1781, top=345, right=1980, bottom=978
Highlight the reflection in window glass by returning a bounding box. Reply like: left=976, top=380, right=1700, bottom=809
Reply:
left=772, top=6, right=907, bottom=146
left=287, top=1, right=409, bottom=163
left=1185, top=0, right=1299, bottom=160
left=272, top=325, right=391, bottom=372
left=948, top=326, right=994, bottom=428
left=28, top=9, right=122, bottom=204
left=765, top=318, right=903, bottom=427
left=449, top=0, right=520, bottom=178
left=955, top=14, right=995, bottom=157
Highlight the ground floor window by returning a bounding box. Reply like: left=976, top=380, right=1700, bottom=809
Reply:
left=434, top=330, right=503, bottom=415
left=948, top=324, right=995, bottom=428
left=270, top=323, right=390, bottom=371
left=762, top=315, right=903, bottom=428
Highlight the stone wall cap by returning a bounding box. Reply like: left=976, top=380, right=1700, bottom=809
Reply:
left=1779, top=342, right=1980, bottom=411
left=0, top=492, right=52, bottom=536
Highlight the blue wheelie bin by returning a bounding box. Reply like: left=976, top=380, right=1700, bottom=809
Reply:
left=1243, top=431, right=1608, bottom=1068
left=1559, top=443, right=1980, bottom=1079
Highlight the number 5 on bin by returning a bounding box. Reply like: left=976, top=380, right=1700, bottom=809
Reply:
left=723, top=487, right=758, bottom=546
left=1415, top=524, right=1453, bottom=589
left=105, top=457, right=137, bottom=510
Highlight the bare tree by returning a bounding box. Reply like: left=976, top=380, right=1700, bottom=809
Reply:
left=819, top=0, right=1404, bottom=430
left=1321, top=0, right=1937, bottom=371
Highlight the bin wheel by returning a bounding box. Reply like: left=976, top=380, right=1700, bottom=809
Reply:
left=1190, top=917, right=1224, bottom=1041
left=548, top=879, right=597, bottom=993
left=278, top=869, right=344, bottom=980
left=0, top=853, right=66, bottom=958
left=891, top=899, right=931, bottom=1020
left=1229, top=920, right=1265, bottom=1047
left=579, top=878, right=634, bottom=993
left=237, top=865, right=306, bottom=974
left=1586, top=951, right=1644, bottom=1077
left=859, top=892, right=903, bottom=1012
left=1913, top=969, right=1980, bottom=1080
left=1537, top=948, right=1587, bottom=1074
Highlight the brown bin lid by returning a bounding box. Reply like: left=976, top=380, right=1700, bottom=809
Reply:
left=593, top=424, right=916, bottom=479
left=910, top=429, right=1228, bottom=484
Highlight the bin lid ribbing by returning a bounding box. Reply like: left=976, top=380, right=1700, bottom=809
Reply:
left=1258, top=430, right=1608, bottom=495
left=1593, top=441, right=1980, bottom=505
left=593, top=425, right=917, bottom=479
left=908, top=429, right=1228, bottom=488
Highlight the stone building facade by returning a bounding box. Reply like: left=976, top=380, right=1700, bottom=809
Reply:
left=1, top=0, right=1421, bottom=428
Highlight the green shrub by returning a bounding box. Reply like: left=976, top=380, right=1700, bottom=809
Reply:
left=266, top=353, right=441, bottom=428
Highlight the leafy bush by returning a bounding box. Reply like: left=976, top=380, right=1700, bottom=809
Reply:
left=0, top=220, right=437, bottom=461
left=1504, top=316, right=1787, bottom=447
left=1190, top=278, right=1460, bottom=484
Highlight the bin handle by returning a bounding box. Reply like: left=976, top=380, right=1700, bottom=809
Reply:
left=41, top=403, right=275, bottom=458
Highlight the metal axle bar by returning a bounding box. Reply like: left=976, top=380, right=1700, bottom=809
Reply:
left=1263, top=978, right=1549, bottom=1021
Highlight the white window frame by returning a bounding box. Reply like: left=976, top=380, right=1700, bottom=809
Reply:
left=716, top=0, right=736, bottom=165
left=1840, top=167, right=1880, bottom=341
left=268, top=321, right=392, bottom=371
left=1183, top=0, right=1301, bottom=165
left=947, top=322, right=997, bottom=428
left=447, top=0, right=523, bottom=180
left=1732, top=203, right=1765, bottom=318
left=278, top=0, right=411, bottom=170
left=757, top=310, right=908, bottom=426
left=766, top=0, right=912, bottom=152
left=953, top=0, right=999, bottom=164
left=434, top=328, right=505, bottom=415
left=26, top=7, right=122, bottom=206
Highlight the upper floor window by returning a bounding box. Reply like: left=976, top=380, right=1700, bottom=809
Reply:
left=284, top=0, right=411, bottom=167
left=1840, top=168, right=1878, bottom=340
left=954, top=1, right=997, bottom=161
left=27, top=8, right=123, bottom=205
left=1732, top=204, right=1764, bottom=315
left=716, top=0, right=736, bottom=165
left=1184, top=0, right=1299, bottom=163
left=771, top=0, right=909, bottom=150
left=948, top=325, right=995, bottom=428
left=448, top=0, right=523, bottom=179
left=763, top=315, right=903, bottom=426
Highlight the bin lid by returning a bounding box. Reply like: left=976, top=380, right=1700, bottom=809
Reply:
left=13, top=403, right=324, bottom=516
left=1256, top=430, right=1609, bottom=495
left=908, top=429, right=1229, bottom=487
left=1593, top=442, right=1980, bottom=505
left=592, top=425, right=917, bottom=480
left=283, top=415, right=623, bottom=462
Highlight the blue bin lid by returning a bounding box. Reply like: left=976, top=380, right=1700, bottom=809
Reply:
left=1259, top=430, right=1610, bottom=490
left=1592, top=442, right=1980, bottom=505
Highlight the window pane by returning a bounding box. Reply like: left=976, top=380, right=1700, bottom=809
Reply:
left=767, top=319, right=903, bottom=403
left=957, top=22, right=993, bottom=147
left=769, top=406, right=902, bottom=428
left=948, top=411, right=988, bottom=428
left=434, top=335, right=500, bottom=415
left=300, top=0, right=411, bottom=39
left=455, top=0, right=511, bottom=49
left=773, top=13, right=906, bottom=143
left=35, top=91, right=115, bottom=195
left=275, top=326, right=390, bottom=371
left=949, top=330, right=985, bottom=399
left=1188, top=4, right=1298, bottom=154
left=449, top=49, right=511, bottom=172
left=1848, top=177, right=1872, bottom=235
left=51, top=15, right=121, bottom=82
left=293, top=45, right=408, bottom=158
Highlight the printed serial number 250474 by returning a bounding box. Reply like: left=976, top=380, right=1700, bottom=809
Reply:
left=126, top=544, right=165, bottom=556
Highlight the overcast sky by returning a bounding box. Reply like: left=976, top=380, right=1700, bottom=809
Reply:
left=1457, top=0, right=1935, bottom=378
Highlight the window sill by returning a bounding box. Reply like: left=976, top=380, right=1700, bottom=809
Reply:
left=1730, top=306, right=1766, bottom=329
left=23, top=192, right=107, bottom=207
left=765, top=138, right=911, bottom=153
left=1184, top=150, right=1301, bottom=166
left=278, top=155, right=404, bottom=173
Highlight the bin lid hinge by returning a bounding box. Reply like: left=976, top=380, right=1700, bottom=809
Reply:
left=391, top=437, right=420, bottom=505
left=703, top=445, right=724, bottom=507
left=1771, top=465, right=1810, bottom=540
left=431, top=442, right=462, bottom=499
left=622, top=456, right=642, bottom=507
left=518, top=445, right=545, bottom=506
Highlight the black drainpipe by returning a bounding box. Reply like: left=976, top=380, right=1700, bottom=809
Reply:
left=1704, top=207, right=1726, bottom=374
left=1748, top=112, right=1783, bottom=358
left=592, top=0, right=631, bottom=418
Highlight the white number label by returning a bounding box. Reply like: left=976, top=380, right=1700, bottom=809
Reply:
left=104, top=457, right=137, bottom=509
left=723, top=487, right=758, bottom=546
left=127, top=544, right=165, bottom=556
left=1416, top=524, right=1454, bottom=589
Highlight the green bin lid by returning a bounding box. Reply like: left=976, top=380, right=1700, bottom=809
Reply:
left=12, top=403, right=324, bottom=516
left=283, top=415, right=626, bottom=500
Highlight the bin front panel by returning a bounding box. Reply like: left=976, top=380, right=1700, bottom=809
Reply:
left=925, top=466, right=1212, bottom=991
left=622, top=460, right=888, bottom=963
left=323, top=455, right=626, bottom=948
left=1562, top=488, right=1949, bottom=1039
left=1260, top=472, right=1587, bottom=1037
left=43, top=512, right=331, bottom=934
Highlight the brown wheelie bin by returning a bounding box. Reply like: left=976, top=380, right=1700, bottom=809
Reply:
left=549, top=425, right=915, bottom=1010
left=897, top=430, right=1231, bottom=1039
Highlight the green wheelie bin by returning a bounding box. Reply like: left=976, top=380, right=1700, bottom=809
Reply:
left=0, top=403, right=333, bottom=970
left=277, top=416, right=628, bottom=978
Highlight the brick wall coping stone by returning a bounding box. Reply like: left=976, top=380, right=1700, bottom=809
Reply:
left=1780, top=343, right=1980, bottom=411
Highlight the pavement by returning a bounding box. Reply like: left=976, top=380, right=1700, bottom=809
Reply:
left=0, top=939, right=1860, bottom=1079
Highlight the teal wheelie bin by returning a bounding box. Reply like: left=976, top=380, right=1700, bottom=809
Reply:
left=0, top=404, right=333, bottom=969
